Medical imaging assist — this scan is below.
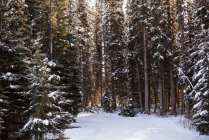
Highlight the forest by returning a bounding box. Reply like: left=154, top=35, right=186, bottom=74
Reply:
left=0, top=0, right=209, bottom=139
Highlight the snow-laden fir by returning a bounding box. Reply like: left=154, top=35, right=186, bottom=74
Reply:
left=64, top=112, right=209, bottom=140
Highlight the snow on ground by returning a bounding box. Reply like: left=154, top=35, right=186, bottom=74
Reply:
left=64, top=112, right=209, bottom=140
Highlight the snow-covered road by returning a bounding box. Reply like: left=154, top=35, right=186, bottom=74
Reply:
left=64, top=112, right=209, bottom=140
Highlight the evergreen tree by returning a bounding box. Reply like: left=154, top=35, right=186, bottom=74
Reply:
left=190, top=0, right=209, bottom=134
left=21, top=56, right=72, bottom=140
left=76, top=0, right=93, bottom=108
left=125, top=0, right=144, bottom=111
left=55, top=0, right=81, bottom=116
left=102, top=0, right=111, bottom=111
left=176, top=0, right=192, bottom=117
left=192, top=42, right=209, bottom=135
left=106, top=0, right=128, bottom=110
left=21, top=0, right=82, bottom=139
left=26, top=0, right=51, bottom=55
left=148, top=0, right=173, bottom=115
left=0, top=1, right=31, bottom=139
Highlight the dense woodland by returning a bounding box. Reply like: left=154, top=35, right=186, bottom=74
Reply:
left=0, top=0, right=208, bottom=139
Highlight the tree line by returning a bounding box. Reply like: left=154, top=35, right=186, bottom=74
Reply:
left=0, top=0, right=208, bottom=139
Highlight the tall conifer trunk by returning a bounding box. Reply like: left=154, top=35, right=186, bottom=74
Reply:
left=144, top=26, right=149, bottom=114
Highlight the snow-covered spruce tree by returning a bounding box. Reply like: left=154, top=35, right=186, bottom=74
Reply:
left=125, top=0, right=144, bottom=111
left=102, top=0, right=112, bottom=111
left=0, top=1, right=31, bottom=139
left=26, top=0, right=52, bottom=55
left=192, top=43, right=209, bottom=135
left=51, top=0, right=81, bottom=116
left=190, top=0, right=209, bottom=134
left=76, top=0, right=94, bottom=108
left=21, top=55, right=73, bottom=140
left=147, top=0, right=173, bottom=115
left=125, top=0, right=175, bottom=113
left=21, top=0, right=82, bottom=139
left=176, top=0, right=193, bottom=117
left=105, top=0, right=128, bottom=110
left=55, top=46, right=81, bottom=117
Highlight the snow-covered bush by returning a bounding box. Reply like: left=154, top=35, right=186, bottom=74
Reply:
left=119, top=99, right=138, bottom=117
left=101, top=93, right=111, bottom=112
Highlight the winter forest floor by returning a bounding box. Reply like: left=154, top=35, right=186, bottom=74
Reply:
left=64, top=112, right=209, bottom=140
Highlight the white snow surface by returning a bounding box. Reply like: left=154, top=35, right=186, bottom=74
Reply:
left=64, top=112, right=209, bottom=140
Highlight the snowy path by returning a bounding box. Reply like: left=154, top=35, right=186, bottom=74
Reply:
left=64, top=112, right=209, bottom=140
